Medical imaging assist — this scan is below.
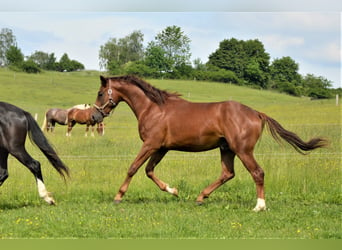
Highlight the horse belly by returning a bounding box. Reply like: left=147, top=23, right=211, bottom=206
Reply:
left=169, top=139, right=221, bottom=152
left=165, top=126, right=222, bottom=152
left=163, top=105, right=223, bottom=151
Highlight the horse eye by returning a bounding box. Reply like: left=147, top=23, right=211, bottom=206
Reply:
left=98, top=92, right=103, bottom=97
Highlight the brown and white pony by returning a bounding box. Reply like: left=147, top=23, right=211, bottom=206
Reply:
left=66, top=107, right=104, bottom=137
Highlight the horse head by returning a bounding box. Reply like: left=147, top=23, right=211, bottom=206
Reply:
left=92, top=76, right=120, bottom=122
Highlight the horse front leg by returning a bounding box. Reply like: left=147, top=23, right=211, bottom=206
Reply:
left=97, top=122, right=104, bottom=136
left=84, top=124, right=90, bottom=137
left=114, top=144, right=157, bottom=203
left=145, top=149, right=178, bottom=197
left=90, top=125, right=95, bottom=137
left=66, top=121, right=75, bottom=137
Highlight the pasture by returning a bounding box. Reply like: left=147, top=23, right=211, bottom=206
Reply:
left=0, top=68, right=340, bottom=239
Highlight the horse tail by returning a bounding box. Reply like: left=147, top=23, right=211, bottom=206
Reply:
left=259, top=112, right=328, bottom=154
left=24, top=111, right=69, bottom=179
left=41, top=111, right=47, bottom=131
left=64, top=113, right=69, bottom=125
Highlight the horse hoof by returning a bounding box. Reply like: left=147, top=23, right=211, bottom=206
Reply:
left=166, top=185, right=178, bottom=197
left=253, top=198, right=266, bottom=212
left=173, top=188, right=179, bottom=197
left=114, top=200, right=122, bottom=204
left=45, top=198, right=56, bottom=205
left=196, top=201, right=204, bottom=206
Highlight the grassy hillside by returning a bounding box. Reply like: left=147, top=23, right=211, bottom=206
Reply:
left=0, top=69, right=341, bottom=239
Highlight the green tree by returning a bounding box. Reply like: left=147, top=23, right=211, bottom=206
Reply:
left=99, top=30, right=144, bottom=72
left=28, top=51, right=57, bottom=70
left=118, top=30, right=144, bottom=64
left=193, top=58, right=207, bottom=71
left=70, top=59, right=85, bottom=71
left=56, top=53, right=84, bottom=72
left=21, top=60, right=41, bottom=73
left=302, top=74, right=332, bottom=99
left=270, top=56, right=301, bottom=83
left=208, top=38, right=270, bottom=87
left=123, top=61, right=154, bottom=77
left=208, top=38, right=246, bottom=78
left=57, top=53, right=71, bottom=71
left=0, top=28, right=16, bottom=66
left=46, top=53, right=57, bottom=70
left=154, top=25, right=191, bottom=72
left=144, top=41, right=172, bottom=76
left=5, top=45, right=24, bottom=67
left=269, top=56, right=302, bottom=96
left=244, top=60, right=267, bottom=88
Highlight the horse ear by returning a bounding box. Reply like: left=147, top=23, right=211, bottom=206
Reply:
left=100, top=76, right=107, bottom=87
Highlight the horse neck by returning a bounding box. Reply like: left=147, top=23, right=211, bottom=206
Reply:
left=118, top=83, right=155, bottom=120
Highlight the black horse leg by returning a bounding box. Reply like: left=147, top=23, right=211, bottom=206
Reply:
left=11, top=146, right=56, bottom=205
left=51, top=121, right=56, bottom=133
left=0, top=149, right=9, bottom=186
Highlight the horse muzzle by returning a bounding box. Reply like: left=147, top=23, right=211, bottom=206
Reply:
left=91, top=109, right=104, bottom=123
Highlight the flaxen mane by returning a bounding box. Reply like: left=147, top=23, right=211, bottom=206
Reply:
left=109, top=75, right=180, bottom=105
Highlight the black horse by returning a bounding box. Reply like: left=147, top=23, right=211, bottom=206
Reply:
left=0, top=102, right=69, bottom=205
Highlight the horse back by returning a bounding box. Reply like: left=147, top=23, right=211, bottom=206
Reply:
left=46, top=108, right=68, bottom=125
left=68, top=108, right=93, bottom=124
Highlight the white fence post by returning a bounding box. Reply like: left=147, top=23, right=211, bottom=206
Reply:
left=336, top=94, right=339, bottom=106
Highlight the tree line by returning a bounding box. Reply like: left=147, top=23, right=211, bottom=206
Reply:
left=0, top=28, right=84, bottom=73
left=99, top=26, right=340, bottom=99
left=1, top=27, right=340, bottom=98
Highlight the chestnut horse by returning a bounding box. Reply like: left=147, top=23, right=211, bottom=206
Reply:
left=0, top=102, right=69, bottom=205
left=42, top=104, right=91, bottom=132
left=67, top=107, right=104, bottom=137
left=92, top=75, right=328, bottom=211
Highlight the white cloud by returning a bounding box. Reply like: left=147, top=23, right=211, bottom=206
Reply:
left=305, top=42, right=341, bottom=64
left=262, top=35, right=305, bottom=53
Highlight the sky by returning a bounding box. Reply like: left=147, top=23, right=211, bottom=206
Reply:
left=0, top=0, right=341, bottom=88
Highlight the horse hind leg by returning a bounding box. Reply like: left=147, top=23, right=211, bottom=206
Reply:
left=196, top=146, right=235, bottom=204
left=11, top=146, right=55, bottom=205
left=237, top=152, right=266, bottom=211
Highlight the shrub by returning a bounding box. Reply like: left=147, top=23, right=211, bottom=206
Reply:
left=21, top=60, right=41, bottom=73
left=193, top=68, right=241, bottom=84
left=123, top=61, right=155, bottom=77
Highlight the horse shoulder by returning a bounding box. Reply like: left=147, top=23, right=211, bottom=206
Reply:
left=67, top=108, right=76, bottom=119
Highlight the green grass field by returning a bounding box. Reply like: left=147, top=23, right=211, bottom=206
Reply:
left=0, top=68, right=340, bottom=239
